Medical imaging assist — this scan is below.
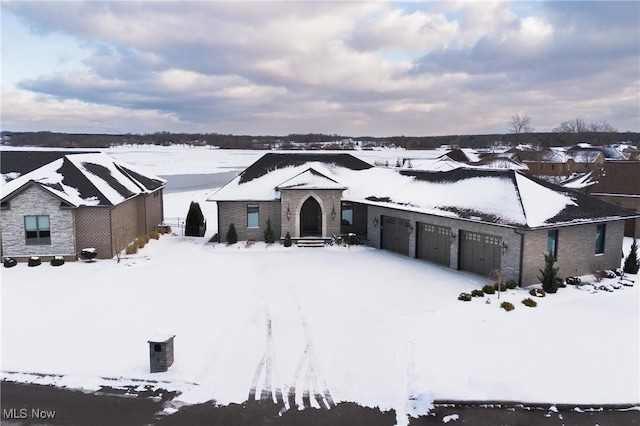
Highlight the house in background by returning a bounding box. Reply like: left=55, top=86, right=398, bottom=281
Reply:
left=210, top=153, right=638, bottom=286
left=1, top=151, right=165, bottom=260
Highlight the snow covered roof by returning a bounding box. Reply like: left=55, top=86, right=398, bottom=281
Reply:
left=1, top=152, right=166, bottom=207
left=276, top=168, right=347, bottom=190
left=211, top=153, right=638, bottom=229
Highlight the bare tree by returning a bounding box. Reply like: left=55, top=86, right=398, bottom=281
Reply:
left=553, top=117, right=616, bottom=133
left=508, top=112, right=534, bottom=134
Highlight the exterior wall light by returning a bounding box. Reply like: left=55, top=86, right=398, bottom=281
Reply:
left=501, top=241, right=508, bottom=254
left=373, top=217, right=379, bottom=227
left=286, top=205, right=291, bottom=221
left=331, top=205, right=336, bottom=221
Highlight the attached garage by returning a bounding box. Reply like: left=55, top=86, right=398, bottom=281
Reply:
left=459, top=231, right=502, bottom=277
left=416, top=223, right=451, bottom=266
left=381, top=215, right=411, bottom=256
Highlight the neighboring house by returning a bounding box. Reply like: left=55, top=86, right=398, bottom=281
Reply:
left=563, top=161, right=640, bottom=237
left=1, top=151, right=165, bottom=260
left=514, top=148, right=605, bottom=177
left=209, top=153, right=638, bottom=286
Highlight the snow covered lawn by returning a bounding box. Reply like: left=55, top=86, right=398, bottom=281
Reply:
left=2, top=234, right=638, bottom=424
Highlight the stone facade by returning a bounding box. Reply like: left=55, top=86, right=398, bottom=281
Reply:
left=0, top=185, right=76, bottom=260
left=280, top=189, right=343, bottom=238
left=217, top=201, right=281, bottom=243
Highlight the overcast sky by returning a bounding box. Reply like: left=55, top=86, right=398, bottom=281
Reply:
left=2, top=1, right=638, bottom=137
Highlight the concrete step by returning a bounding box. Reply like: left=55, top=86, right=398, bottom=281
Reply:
left=295, top=240, right=326, bottom=248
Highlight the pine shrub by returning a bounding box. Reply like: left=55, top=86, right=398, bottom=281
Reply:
left=458, top=292, right=472, bottom=302
left=50, top=256, right=65, bottom=267
left=226, top=223, right=238, bottom=244
left=284, top=231, right=292, bottom=247
left=538, top=253, right=559, bottom=294
left=500, top=301, right=515, bottom=312
left=28, top=257, right=41, bottom=267
left=149, top=230, right=160, bottom=240
left=506, top=280, right=517, bottom=289
left=522, top=298, right=537, bottom=307
left=623, top=238, right=639, bottom=274
left=264, top=217, right=275, bottom=244
left=482, top=284, right=496, bottom=295
left=185, top=201, right=206, bottom=237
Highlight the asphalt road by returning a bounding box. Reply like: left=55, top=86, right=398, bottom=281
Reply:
left=2, top=382, right=638, bottom=426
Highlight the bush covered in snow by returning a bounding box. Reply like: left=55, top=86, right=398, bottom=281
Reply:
left=500, top=301, right=515, bottom=312
left=458, top=292, right=472, bottom=301
left=3, top=257, right=17, bottom=268
left=529, top=288, right=546, bottom=297
left=126, top=243, right=138, bottom=255
left=506, top=279, right=517, bottom=289
left=80, top=248, right=97, bottom=261
left=471, top=289, right=484, bottom=297
left=565, top=277, right=581, bottom=286
left=522, top=298, right=537, bottom=307
left=50, top=256, right=65, bottom=267
left=28, top=257, right=41, bottom=267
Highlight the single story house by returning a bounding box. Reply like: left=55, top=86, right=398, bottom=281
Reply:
left=209, top=153, right=638, bottom=286
left=1, top=151, right=165, bottom=260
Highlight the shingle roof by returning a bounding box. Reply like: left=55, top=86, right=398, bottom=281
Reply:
left=1, top=152, right=165, bottom=207
left=588, top=161, right=640, bottom=196
left=238, top=153, right=373, bottom=183
left=1, top=150, right=100, bottom=176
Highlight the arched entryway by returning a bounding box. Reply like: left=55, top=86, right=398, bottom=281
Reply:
left=300, top=197, right=322, bottom=237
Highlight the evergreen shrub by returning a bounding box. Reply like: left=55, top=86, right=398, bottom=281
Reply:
left=522, top=298, right=537, bottom=307
left=500, top=301, right=515, bottom=312
left=50, top=256, right=65, bottom=266
left=226, top=223, right=238, bottom=244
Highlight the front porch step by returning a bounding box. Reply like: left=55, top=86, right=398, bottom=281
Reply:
left=295, top=239, right=327, bottom=248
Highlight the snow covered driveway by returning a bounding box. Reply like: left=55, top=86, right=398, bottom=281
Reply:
left=2, top=235, right=638, bottom=424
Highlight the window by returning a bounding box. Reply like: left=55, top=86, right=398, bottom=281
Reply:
left=247, top=204, right=259, bottom=228
left=341, top=203, right=353, bottom=226
left=25, top=215, right=51, bottom=245
left=595, top=224, right=606, bottom=254
left=547, top=230, right=558, bottom=259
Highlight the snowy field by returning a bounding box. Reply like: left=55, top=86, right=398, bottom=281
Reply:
left=1, top=146, right=639, bottom=425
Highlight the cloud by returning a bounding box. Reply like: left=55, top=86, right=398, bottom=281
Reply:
left=2, top=1, right=638, bottom=136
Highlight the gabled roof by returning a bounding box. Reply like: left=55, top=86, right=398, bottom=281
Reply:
left=276, top=168, right=346, bottom=190
left=211, top=153, right=638, bottom=229
left=238, top=153, right=373, bottom=183
left=1, top=152, right=165, bottom=207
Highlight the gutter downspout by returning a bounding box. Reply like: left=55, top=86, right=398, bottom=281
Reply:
left=514, top=229, right=526, bottom=286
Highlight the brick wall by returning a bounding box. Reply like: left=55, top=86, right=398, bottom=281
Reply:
left=144, top=189, right=164, bottom=233
left=521, top=221, right=625, bottom=284
left=218, top=201, right=281, bottom=242
left=110, top=197, right=143, bottom=257
left=1, top=185, right=75, bottom=258
left=75, top=207, right=112, bottom=258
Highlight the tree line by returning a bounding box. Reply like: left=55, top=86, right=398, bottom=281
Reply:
left=2, top=129, right=638, bottom=150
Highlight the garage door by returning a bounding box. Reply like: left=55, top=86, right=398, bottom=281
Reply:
left=417, top=223, right=451, bottom=266
left=460, top=231, right=502, bottom=276
left=381, top=216, right=410, bottom=256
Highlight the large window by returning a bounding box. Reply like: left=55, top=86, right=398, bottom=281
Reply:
left=25, top=215, right=51, bottom=245
left=341, top=203, right=353, bottom=226
left=547, top=230, right=558, bottom=259
left=247, top=204, right=259, bottom=228
left=595, top=224, right=606, bottom=254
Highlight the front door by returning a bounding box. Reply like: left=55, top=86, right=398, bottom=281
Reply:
left=300, top=197, right=322, bottom=236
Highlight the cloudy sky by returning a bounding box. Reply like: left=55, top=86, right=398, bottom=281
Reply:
left=2, top=1, right=638, bottom=136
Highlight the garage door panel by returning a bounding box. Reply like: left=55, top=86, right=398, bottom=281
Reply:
left=460, top=231, right=501, bottom=276
left=381, top=216, right=410, bottom=256
left=417, top=222, right=451, bottom=266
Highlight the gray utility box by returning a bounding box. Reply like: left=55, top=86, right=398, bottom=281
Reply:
left=148, top=334, right=175, bottom=373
